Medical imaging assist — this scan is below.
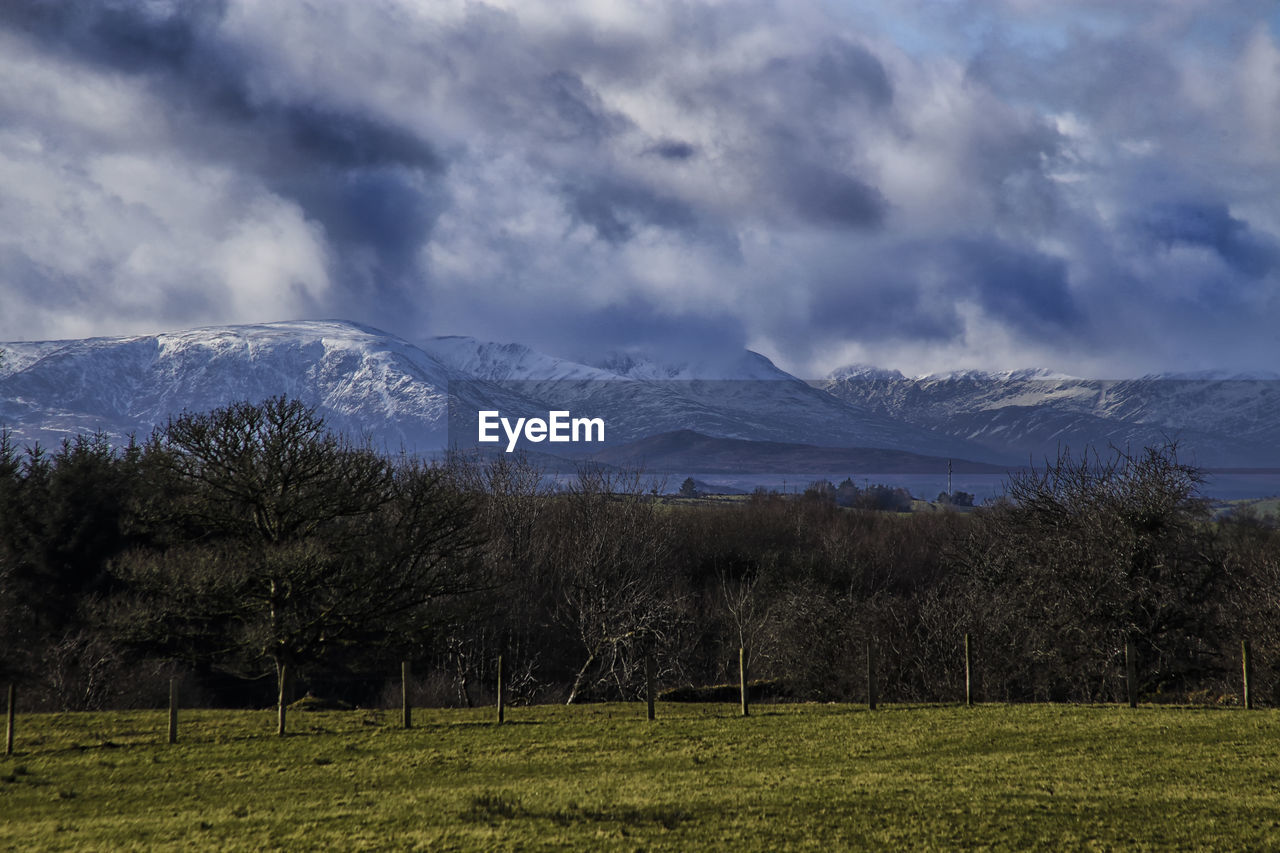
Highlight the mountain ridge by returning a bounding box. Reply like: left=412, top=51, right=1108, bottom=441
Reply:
left=4, top=320, right=1278, bottom=468
left=0, top=320, right=994, bottom=461
left=819, top=370, right=1280, bottom=467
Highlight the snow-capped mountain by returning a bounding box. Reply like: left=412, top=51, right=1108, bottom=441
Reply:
left=420, top=334, right=995, bottom=457
left=420, top=337, right=618, bottom=384
left=0, top=321, right=459, bottom=451
left=820, top=367, right=1280, bottom=467
left=6, top=320, right=1275, bottom=468
left=0, top=320, right=994, bottom=461
left=588, top=349, right=796, bottom=382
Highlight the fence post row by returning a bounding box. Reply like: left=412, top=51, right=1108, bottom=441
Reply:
left=12, top=633, right=1269, bottom=748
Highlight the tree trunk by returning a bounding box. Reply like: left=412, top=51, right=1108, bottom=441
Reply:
left=456, top=651, right=473, bottom=708
left=566, top=651, right=597, bottom=705
left=270, top=578, right=287, bottom=736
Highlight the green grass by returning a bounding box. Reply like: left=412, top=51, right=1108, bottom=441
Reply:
left=4, top=703, right=1280, bottom=850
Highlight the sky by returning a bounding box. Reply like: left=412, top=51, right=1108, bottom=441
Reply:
left=0, top=0, right=1277, bottom=377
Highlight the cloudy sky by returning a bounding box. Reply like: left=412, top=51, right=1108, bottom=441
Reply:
left=1, top=1, right=1277, bottom=377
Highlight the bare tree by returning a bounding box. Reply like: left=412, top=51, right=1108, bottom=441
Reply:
left=953, top=442, right=1224, bottom=701
left=117, top=397, right=481, bottom=734
left=550, top=467, right=688, bottom=704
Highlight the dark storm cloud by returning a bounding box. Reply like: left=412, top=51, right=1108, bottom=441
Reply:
left=951, top=240, right=1082, bottom=334
left=0, top=0, right=447, bottom=331
left=563, top=177, right=699, bottom=244
left=0, top=0, right=225, bottom=73
left=808, top=39, right=894, bottom=110
left=779, top=161, right=888, bottom=229
left=556, top=301, right=748, bottom=364
left=11, top=2, right=436, bottom=176
left=794, top=238, right=1079, bottom=360
left=806, top=272, right=962, bottom=344
left=280, top=106, right=441, bottom=173
left=285, top=168, right=442, bottom=264
left=755, top=37, right=894, bottom=114
left=647, top=140, right=698, bottom=160
left=541, top=70, right=634, bottom=144
left=1135, top=202, right=1280, bottom=279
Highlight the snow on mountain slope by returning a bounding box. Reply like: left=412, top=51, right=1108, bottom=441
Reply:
left=0, top=322, right=1002, bottom=463
left=590, top=349, right=797, bottom=382
left=421, top=337, right=797, bottom=383
left=8, top=319, right=1275, bottom=466
left=421, top=336, right=619, bottom=383
left=0, top=321, right=459, bottom=451
left=821, top=366, right=1280, bottom=467
left=421, top=334, right=999, bottom=458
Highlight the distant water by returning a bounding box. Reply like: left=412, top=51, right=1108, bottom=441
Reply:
left=537, top=469, right=1280, bottom=502
left=683, top=472, right=1280, bottom=503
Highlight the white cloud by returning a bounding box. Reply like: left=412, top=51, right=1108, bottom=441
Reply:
left=0, top=0, right=1277, bottom=377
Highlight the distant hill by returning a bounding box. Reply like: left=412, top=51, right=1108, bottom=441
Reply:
left=821, top=366, right=1280, bottom=468
left=590, top=429, right=1008, bottom=475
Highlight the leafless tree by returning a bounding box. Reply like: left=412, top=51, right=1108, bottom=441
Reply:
left=550, top=466, right=688, bottom=703
left=952, top=442, right=1224, bottom=701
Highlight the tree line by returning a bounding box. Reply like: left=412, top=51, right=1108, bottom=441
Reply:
left=3, top=396, right=1280, bottom=726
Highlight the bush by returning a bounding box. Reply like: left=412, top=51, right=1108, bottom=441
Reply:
left=657, top=678, right=793, bottom=703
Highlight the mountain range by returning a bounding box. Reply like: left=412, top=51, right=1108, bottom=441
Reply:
left=820, top=366, right=1280, bottom=468
left=1, top=320, right=1276, bottom=470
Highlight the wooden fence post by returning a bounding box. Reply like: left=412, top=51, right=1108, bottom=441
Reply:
left=1242, top=640, right=1254, bottom=710
left=277, top=663, right=289, bottom=738
left=646, top=655, right=656, bottom=721
left=964, top=633, right=974, bottom=707
left=1125, top=636, right=1138, bottom=708
left=401, top=661, right=412, bottom=729
left=739, top=646, right=749, bottom=718
left=168, top=677, right=178, bottom=745
left=5, top=684, right=13, bottom=756
left=497, top=655, right=505, bottom=724
left=867, top=639, right=878, bottom=711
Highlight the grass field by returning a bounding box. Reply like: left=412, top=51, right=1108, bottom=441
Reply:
left=4, top=702, right=1280, bottom=851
